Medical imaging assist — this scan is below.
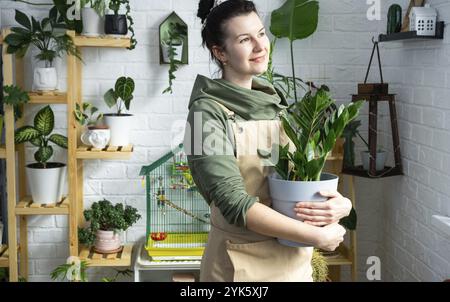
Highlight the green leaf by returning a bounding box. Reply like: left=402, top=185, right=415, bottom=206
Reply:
left=14, top=10, right=31, bottom=31
left=34, top=106, right=54, bottom=136
left=340, top=207, right=357, bottom=230
left=15, top=126, right=40, bottom=144
left=115, top=77, right=135, bottom=106
left=104, top=89, right=118, bottom=108
left=270, top=0, right=319, bottom=42
left=30, top=137, right=43, bottom=147
left=48, top=134, right=68, bottom=149
left=35, top=146, right=53, bottom=164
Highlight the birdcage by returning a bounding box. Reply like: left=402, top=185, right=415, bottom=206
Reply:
left=139, top=144, right=210, bottom=260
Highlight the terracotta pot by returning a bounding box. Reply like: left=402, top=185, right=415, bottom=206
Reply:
left=94, top=230, right=121, bottom=253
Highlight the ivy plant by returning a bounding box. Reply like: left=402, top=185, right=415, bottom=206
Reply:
left=78, top=199, right=141, bottom=246
left=162, top=22, right=187, bottom=94
left=108, top=0, right=137, bottom=50
left=14, top=105, right=68, bottom=168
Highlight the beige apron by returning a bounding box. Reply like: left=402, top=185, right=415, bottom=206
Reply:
left=200, top=101, right=314, bottom=282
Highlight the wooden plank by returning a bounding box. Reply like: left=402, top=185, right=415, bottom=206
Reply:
left=15, top=197, right=70, bottom=215
left=121, top=145, right=133, bottom=152
left=107, top=146, right=119, bottom=152
left=69, top=31, right=131, bottom=48
left=44, top=203, right=56, bottom=208
left=0, top=146, right=6, bottom=159
left=29, top=203, right=42, bottom=208
left=121, top=245, right=132, bottom=260
left=79, top=247, right=90, bottom=259
left=92, top=252, right=103, bottom=260
left=28, top=91, right=67, bottom=104
left=106, top=253, right=118, bottom=260
left=76, top=149, right=133, bottom=160
left=16, top=201, right=28, bottom=208
left=19, top=216, right=28, bottom=278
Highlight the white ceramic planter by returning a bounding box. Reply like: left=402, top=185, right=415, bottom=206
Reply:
left=33, top=67, right=57, bottom=91
left=81, top=126, right=110, bottom=149
left=104, top=114, right=133, bottom=146
left=360, top=150, right=386, bottom=171
left=81, top=7, right=104, bottom=37
left=268, top=172, right=339, bottom=247
left=94, top=230, right=121, bottom=253
left=26, top=163, right=67, bottom=203
left=162, top=42, right=183, bottom=63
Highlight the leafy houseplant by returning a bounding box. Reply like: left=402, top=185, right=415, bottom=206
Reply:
left=1, top=85, right=30, bottom=140
left=5, top=9, right=81, bottom=91
left=78, top=199, right=141, bottom=253
left=15, top=105, right=68, bottom=203
left=103, top=76, right=135, bottom=146
left=79, top=0, right=109, bottom=37
left=74, top=102, right=110, bottom=149
left=162, top=22, right=187, bottom=94
left=270, top=0, right=319, bottom=103
left=268, top=88, right=363, bottom=247
left=74, top=102, right=104, bottom=128
left=105, top=0, right=137, bottom=50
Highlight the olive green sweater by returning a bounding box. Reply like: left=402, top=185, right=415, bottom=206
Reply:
left=184, top=74, right=288, bottom=227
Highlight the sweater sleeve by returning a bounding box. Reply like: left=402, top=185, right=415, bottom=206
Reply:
left=184, top=99, right=258, bottom=227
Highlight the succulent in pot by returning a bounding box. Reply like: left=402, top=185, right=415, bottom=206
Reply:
left=78, top=199, right=141, bottom=253
left=103, top=76, right=135, bottom=146
left=104, top=0, right=137, bottom=50
left=268, top=88, right=363, bottom=247
left=14, top=105, right=68, bottom=204
left=4, top=9, right=81, bottom=91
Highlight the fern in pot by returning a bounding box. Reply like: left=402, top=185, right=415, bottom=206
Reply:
left=268, top=88, right=363, bottom=247
left=103, top=76, right=135, bottom=146
left=15, top=105, right=68, bottom=204
left=78, top=199, right=141, bottom=253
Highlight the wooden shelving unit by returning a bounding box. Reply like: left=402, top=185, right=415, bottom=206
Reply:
left=2, top=29, right=135, bottom=282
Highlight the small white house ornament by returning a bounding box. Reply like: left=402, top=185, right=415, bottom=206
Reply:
left=409, top=4, right=437, bottom=36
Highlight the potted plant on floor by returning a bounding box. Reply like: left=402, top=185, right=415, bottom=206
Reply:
left=80, top=0, right=109, bottom=37
left=15, top=105, right=68, bottom=203
left=78, top=199, right=141, bottom=253
left=103, top=76, right=135, bottom=146
left=268, top=88, right=363, bottom=247
left=105, top=0, right=137, bottom=50
left=4, top=9, right=80, bottom=91
left=74, top=102, right=110, bottom=149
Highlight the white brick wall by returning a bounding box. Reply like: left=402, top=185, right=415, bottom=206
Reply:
left=1, top=0, right=448, bottom=282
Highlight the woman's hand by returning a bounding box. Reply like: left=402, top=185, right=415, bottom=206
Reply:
left=314, top=223, right=346, bottom=251
left=294, top=191, right=352, bottom=226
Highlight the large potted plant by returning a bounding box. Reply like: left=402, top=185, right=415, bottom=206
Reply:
left=15, top=105, right=68, bottom=204
left=103, top=76, right=135, bottom=146
left=80, top=0, right=109, bottom=37
left=268, top=89, right=363, bottom=247
left=162, top=22, right=187, bottom=94
left=4, top=9, right=80, bottom=91
left=105, top=0, right=137, bottom=49
left=78, top=199, right=141, bottom=253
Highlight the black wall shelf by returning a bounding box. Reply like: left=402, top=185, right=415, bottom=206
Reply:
left=379, top=21, right=445, bottom=42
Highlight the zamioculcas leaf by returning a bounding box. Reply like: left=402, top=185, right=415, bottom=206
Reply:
left=48, top=134, right=68, bottom=149
left=15, top=126, right=40, bottom=144
left=35, top=146, right=53, bottom=164
left=34, top=105, right=54, bottom=136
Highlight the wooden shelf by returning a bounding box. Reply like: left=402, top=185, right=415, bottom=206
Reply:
left=324, top=244, right=353, bottom=266
left=28, top=91, right=67, bottom=104
left=379, top=21, right=444, bottom=42
left=0, top=146, right=6, bottom=159
left=79, top=245, right=133, bottom=267
left=15, top=196, right=70, bottom=216
left=342, top=165, right=403, bottom=178
left=0, top=245, right=9, bottom=268
left=76, top=145, right=134, bottom=160
left=71, top=32, right=131, bottom=48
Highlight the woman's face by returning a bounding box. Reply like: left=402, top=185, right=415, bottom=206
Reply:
left=216, top=12, right=270, bottom=77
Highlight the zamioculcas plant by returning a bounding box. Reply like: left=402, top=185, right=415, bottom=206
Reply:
left=15, top=105, right=68, bottom=168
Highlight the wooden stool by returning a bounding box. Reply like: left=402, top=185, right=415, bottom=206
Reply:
left=172, top=273, right=196, bottom=282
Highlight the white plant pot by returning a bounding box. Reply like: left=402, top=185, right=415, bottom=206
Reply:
left=162, top=42, right=183, bottom=63
left=33, top=67, right=57, bottom=91
left=360, top=150, right=387, bottom=171
left=26, top=163, right=67, bottom=203
left=94, top=230, right=121, bottom=253
left=81, top=126, right=111, bottom=149
left=268, top=172, right=339, bottom=247
left=81, top=7, right=104, bottom=37
left=104, top=114, right=133, bottom=146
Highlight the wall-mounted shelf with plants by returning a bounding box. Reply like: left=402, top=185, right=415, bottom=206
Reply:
left=159, top=12, right=188, bottom=94
left=379, top=21, right=444, bottom=42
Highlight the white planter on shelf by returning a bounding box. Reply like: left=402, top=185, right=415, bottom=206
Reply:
left=94, top=230, right=121, bottom=253
left=81, top=7, right=104, bottom=37
left=360, top=150, right=387, bottom=171
left=161, top=41, right=183, bottom=63
left=26, top=163, right=67, bottom=203
left=104, top=114, right=133, bottom=146
left=268, top=172, right=339, bottom=247
left=33, top=67, right=57, bottom=91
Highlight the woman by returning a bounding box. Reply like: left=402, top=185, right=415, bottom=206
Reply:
left=184, top=0, right=352, bottom=282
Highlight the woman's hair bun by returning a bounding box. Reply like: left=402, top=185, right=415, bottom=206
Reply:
left=197, top=0, right=215, bottom=24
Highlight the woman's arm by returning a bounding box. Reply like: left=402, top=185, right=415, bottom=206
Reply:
left=246, top=202, right=346, bottom=251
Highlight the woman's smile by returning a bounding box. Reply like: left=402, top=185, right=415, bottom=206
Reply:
left=249, top=54, right=266, bottom=63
